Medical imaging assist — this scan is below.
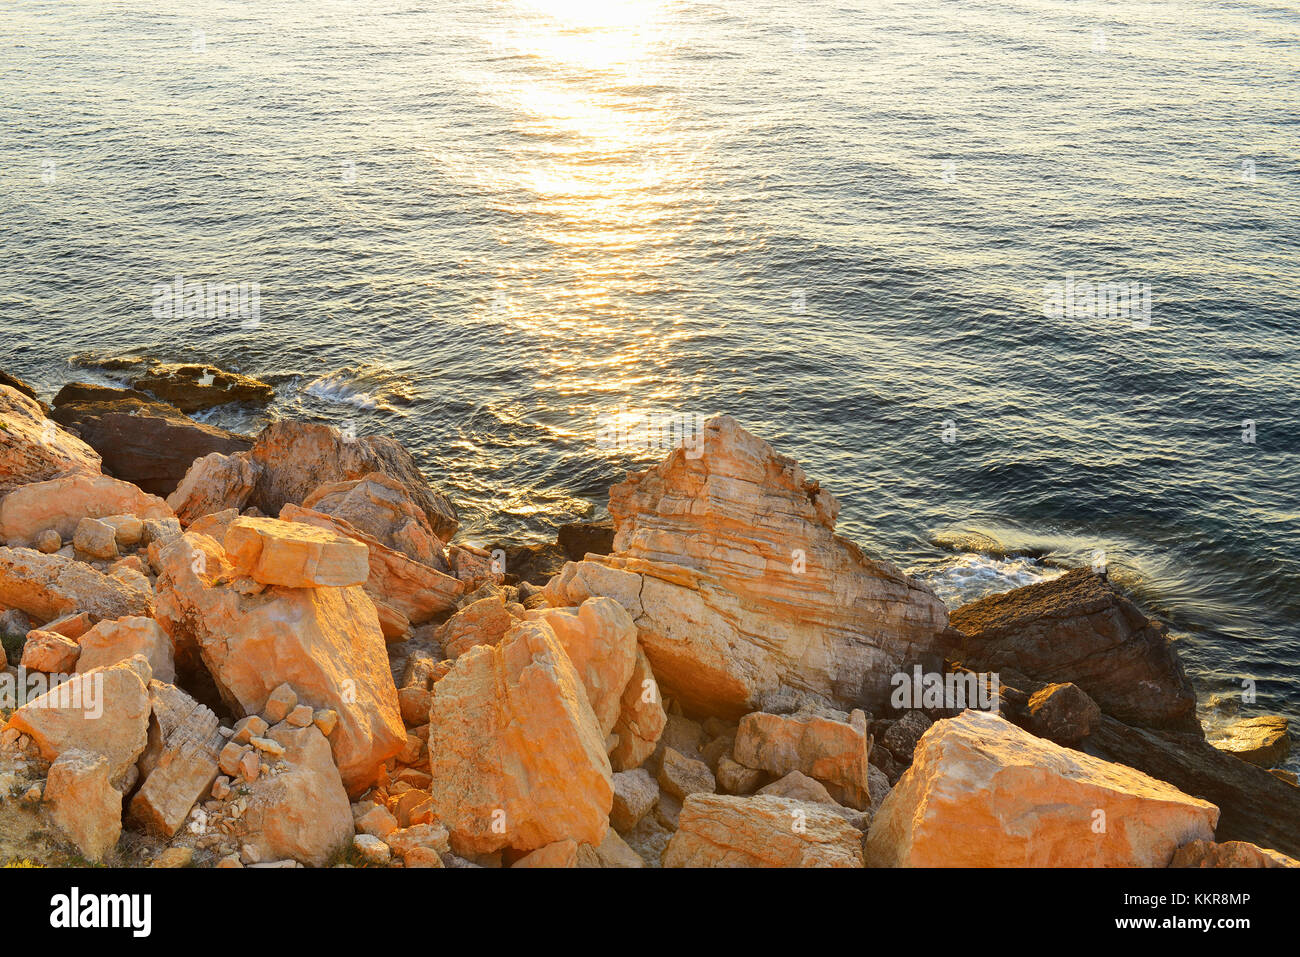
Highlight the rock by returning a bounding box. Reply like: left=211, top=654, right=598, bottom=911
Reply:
left=949, top=568, right=1200, bottom=733
left=657, top=747, right=716, bottom=801
left=758, top=770, right=838, bottom=805
left=1, top=473, right=174, bottom=547
left=262, top=683, right=298, bottom=724
left=398, top=686, right=431, bottom=727
left=545, top=419, right=950, bottom=718
left=281, top=505, right=463, bottom=624
left=75, top=616, right=175, bottom=683
left=440, top=593, right=521, bottom=660
left=664, top=794, right=865, bottom=868
left=512, top=840, right=580, bottom=868
left=357, top=805, right=399, bottom=838
left=1209, top=716, right=1290, bottom=768
left=166, top=452, right=261, bottom=525
left=153, top=533, right=405, bottom=795
left=557, top=521, right=615, bottom=562
left=610, top=769, right=658, bottom=831
left=4, top=656, right=152, bottom=786
left=286, top=704, right=314, bottom=727
left=375, top=601, right=410, bottom=642
left=222, top=516, right=369, bottom=588
left=734, top=708, right=872, bottom=810
left=155, top=847, right=193, bottom=868
left=867, top=764, right=891, bottom=809
left=43, top=749, right=122, bottom=863
left=717, top=755, right=764, bottom=795
left=0, top=370, right=40, bottom=402
left=19, top=629, right=81, bottom=673
left=493, top=541, right=568, bottom=586
left=528, top=597, right=638, bottom=737
left=880, top=710, right=932, bottom=766
left=238, top=724, right=355, bottom=868
left=447, top=544, right=503, bottom=591
left=219, top=741, right=246, bottom=776
left=609, top=646, right=667, bottom=771
left=1170, top=839, right=1299, bottom=868
left=216, top=854, right=242, bottom=868
left=34, top=530, right=61, bottom=554
left=50, top=386, right=253, bottom=497
left=72, top=517, right=118, bottom=560
left=353, top=834, right=392, bottom=865
left=0, top=384, right=101, bottom=497
left=302, top=472, right=448, bottom=569
left=233, top=715, right=269, bottom=744
left=130, top=363, right=274, bottom=414
left=1023, top=681, right=1102, bottom=746
left=864, top=711, right=1219, bottom=867
left=314, top=709, right=338, bottom=737
left=247, top=421, right=457, bottom=541
left=427, top=618, right=612, bottom=856
left=128, top=681, right=224, bottom=837
left=1271, top=769, right=1299, bottom=786
left=101, top=514, right=144, bottom=548
left=386, top=823, right=450, bottom=861
left=250, top=736, right=285, bottom=756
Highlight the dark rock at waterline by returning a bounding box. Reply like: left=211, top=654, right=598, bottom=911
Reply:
left=949, top=568, right=1201, bottom=735
left=131, top=363, right=274, bottom=413
left=0, top=370, right=40, bottom=404
left=557, top=521, right=615, bottom=562
left=493, top=541, right=568, bottom=586
left=1024, top=681, right=1102, bottom=746
left=51, top=384, right=252, bottom=497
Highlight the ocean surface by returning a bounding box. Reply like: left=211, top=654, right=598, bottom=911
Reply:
left=1, top=0, right=1297, bottom=762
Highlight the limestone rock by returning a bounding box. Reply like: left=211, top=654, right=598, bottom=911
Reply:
left=610, top=769, right=658, bottom=831
left=74, top=517, right=118, bottom=560
left=864, top=711, right=1219, bottom=867
left=758, top=770, right=839, bottom=805
left=427, top=618, right=612, bottom=855
left=609, top=646, right=667, bottom=771
left=664, top=793, right=865, bottom=868
left=439, top=593, right=520, bottom=660
left=1, top=473, right=174, bottom=546
left=0, top=384, right=101, bottom=497
left=75, top=616, right=176, bottom=683
left=1209, top=716, right=1290, bottom=768
left=43, top=749, right=122, bottom=863
left=0, top=545, right=159, bottom=624
left=1170, top=839, right=1299, bottom=868
left=153, top=533, right=405, bottom=795
left=512, top=840, right=581, bottom=868
left=19, top=629, right=81, bottom=673
left=1024, top=681, right=1102, bottom=746
left=247, top=421, right=457, bottom=541
left=949, top=569, right=1200, bottom=733
left=717, top=756, right=764, bottom=795
left=528, top=597, right=638, bottom=737
left=734, top=708, right=872, bottom=810
left=658, top=747, right=716, bottom=801
left=128, top=681, right=224, bottom=837
left=223, top=515, right=369, bottom=588
left=166, top=451, right=261, bottom=525
left=303, top=472, right=448, bottom=569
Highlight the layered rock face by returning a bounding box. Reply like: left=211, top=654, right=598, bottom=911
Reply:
left=247, top=422, right=458, bottom=542
left=1, top=473, right=174, bottom=546
left=153, top=532, right=404, bottom=795
left=128, top=680, right=224, bottom=837
left=949, top=569, right=1200, bottom=733
left=545, top=416, right=950, bottom=718
left=0, top=384, right=101, bottom=496
left=302, top=472, right=447, bottom=569
left=864, top=711, right=1219, bottom=867
left=427, top=618, right=613, bottom=856
left=663, top=794, right=865, bottom=868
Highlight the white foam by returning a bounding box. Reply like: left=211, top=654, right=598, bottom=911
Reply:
left=908, top=552, right=1062, bottom=609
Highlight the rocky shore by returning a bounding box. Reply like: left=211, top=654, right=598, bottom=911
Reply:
left=0, top=362, right=1296, bottom=868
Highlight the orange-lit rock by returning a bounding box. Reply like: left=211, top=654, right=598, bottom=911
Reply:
left=544, top=416, right=950, bottom=718
left=609, top=646, right=667, bottom=771
left=75, top=615, right=175, bottom=683
left=303, top=472, right=448, bottom=570
left=733, top=707, right=872, bottom=810
left=427, top=618, right=612, bottom=856
left=864, top=711, right=1219, bottom=867
left=43, top=749, right=122, bottom=863
left=0, top=547, right=153, bottom=622
left=1, top=473, right=173, bottom=546
left=166, top=451, right=260, bottom=526
left=19, top=629, right=81, bottom=673
left=0, top=384, right=100, bottom=497
left=528, top=597, right=637, bottom=737
left=439, top=593, right=521, bottom=660
left=1170, top=839, right=1299, bottom=868
left=663, top=793, right=865, bottom=868
left=223, top=515, right=369, bottom=588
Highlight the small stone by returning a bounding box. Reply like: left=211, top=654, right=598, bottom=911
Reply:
left=216, top=854, right=243, bottom=868
left=658, top=747, right=716, bottom=801
left=101, top=514, right=145, bottom=548
left=249, top=736, right=285, bottom=757
left=35, top=530, right=61, bottom=554
left=73, top=517, right=119, bottom=560
left=313, top=709, right=339, bottom=736
left=238, top=750, right=260, bottom=782
left=286, top=704, right=314, bottom=727
left=21, top=783, right=43, bottom=803
left=218, top=741, right=247, bottom=776
left=716, top=756, right=763, bottom=795
left=403, top=846, right=443, bottom=868
left=240, top=843, right=261, bottom=864
left=357, top=805, right=399, bottom=838
left=232, top=715, right=268, bottom=745
left=262, top=683, right=298, bottom=724
left=353, top=833, right=392, bottom=865
left=211, top=776, right=232, bottom=800
left=155, top=846, right=193, bottom=868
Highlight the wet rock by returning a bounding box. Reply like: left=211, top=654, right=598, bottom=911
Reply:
left=130, top=363, right=274, bottom=414
left=1209, top=716, right=1290, bottom=768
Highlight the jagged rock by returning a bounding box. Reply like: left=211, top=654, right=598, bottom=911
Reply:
left=50, top=386, right=252, bottom=497
left=664, top=794, right=865, bottom=868
left=512, top=840, right=582, bottom=868
left=281, top=505, right=462, bottom=624
left=303, top=472, right=448, bottom=569
left=717, top=755, right=764, bottom=795
left=446, top=544, right=503, bottom=591
left=1024, top=681, right=1102, bottom=746
left=528, top=597, right=637, bottom=738
left=1209, top=716, right=1290, bottom=768
left=4, top=656, right=152, bottom=786
left=439, top=593, right=521, bottom=660
left=734, top=708, right=872, bottom=810
left=166, top=452, right=261, bottom=525
left=867, top=764, right=891, bottom=809
left=247, top=421, right=457, bottom=541
left=19, top=629, right=81, bottom=673
left=1170, top=839, right=1299, bottom=868
left=865, top=711, right=1219, bottom=867
left=101, top=514, right=144, bottom=548
left=153, top=533, right=404, bottom=795
left=75, top=615, right=175, bottom=683
left=223, top=515, right=369, bottom=588
left=0, top=384, right=101, bottom=497
left=880, top=710, right=932, bottom=766
left=610, top=769, right=658, bottom=831
left=238, top=724, right=354, bottom=868
left=544, top=416, right=950, bottom=718
left=130, top=363, right=274, bottom=414
left=658, top=747, right=716, bottom=801
left=1, top=473, right=174, bottom=547
left=73, top=518, right=118, bottom=560
left=609, top=646, right=667, bottom=771
left=494, top=541, right=568, bottom=586
left=427, top=618, right=612, bottom=856
left=43, top=749, right=122, bottom=863
left=128, top=681, right=224, bottom=837
left=0, top=371, right=39, bottom=402
left=758, top=770, right=839, bottom=805
left=590, top=827, right=645, bottom=867
left=0, top=547, right=154, bottom=624
left=949, top=569, right=1200, bottom=734
left=353, top=834, right=392, bottom=865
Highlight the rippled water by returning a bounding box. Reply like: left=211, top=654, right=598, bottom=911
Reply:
left=2, top=0, right=1297, bottom=758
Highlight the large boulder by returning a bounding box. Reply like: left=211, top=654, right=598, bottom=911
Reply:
left=153, top=533, right=405, bottom=795
left=1170, top=839, right=1299, bottom=868
left=663, top=793, right=865, bottom=868
left=75, top=616, right=175, bottom=682
left=1, top=473, right=174, bottom=547
left=43, top=749, right=123, bottom=863
left=302, top=472, right=448, bottom=569
left=609, top=646, right=667, bottom=771
left=50, top=385, right=253, bottom=497
left=247, top=421, right=457, bottom=541
left=4, top=656, right=153, bottom=786
left=128, top=680, right=224, bottom=837
left=0, top=384, right=101, bottom=497
left=864, top=711, right=1219, bottom=867
left=949, top=569, right=1200, bottom=733
left=222, top=515, right=369, bottom=588
left=0, top=547, right=154, bottom=623
left=527, top=598, right=638, bottom=738
left=166, top=451, right=260, bottom=525
left=544, top=416, right=951, bottom=718
left=427, top=618, right=613, bottom=856
left=281, top=505, right=462, bottom=623
left=733, top=707, right=872, bottom=810
left=1209, top=716, right=1290, bottom=768
left=129, top=363, right=273, bottom=414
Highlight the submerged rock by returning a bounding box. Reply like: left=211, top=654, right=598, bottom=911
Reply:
left=1209, top=716, right=1290, bottom=768
left=130, top=363, right=274, bottom=414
